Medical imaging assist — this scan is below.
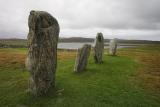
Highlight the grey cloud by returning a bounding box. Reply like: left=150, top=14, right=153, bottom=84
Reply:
left=0, top=0, right=160, bottom=40
left=66, top=0, right=160, bottom=30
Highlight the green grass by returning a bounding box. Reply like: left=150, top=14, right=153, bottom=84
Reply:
left=0, top=48, right=160, bottom=107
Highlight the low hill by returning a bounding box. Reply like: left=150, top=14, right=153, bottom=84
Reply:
left=0, top=37, right=160, bottom=48
left=59, top=37, right=160, bottom=44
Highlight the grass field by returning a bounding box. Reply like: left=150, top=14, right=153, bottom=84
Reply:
left=0, top=45, right=160, bottom=107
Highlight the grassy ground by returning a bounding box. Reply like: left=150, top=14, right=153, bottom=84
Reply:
left=0, top=45, right=160, bottom=107
left=118, top=45, right=160, bottom=94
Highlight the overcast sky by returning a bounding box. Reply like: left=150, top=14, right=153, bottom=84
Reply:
left=0, top=0, right=160, bottom=40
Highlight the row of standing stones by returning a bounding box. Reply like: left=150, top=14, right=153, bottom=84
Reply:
left=26, top=11, right=117, bottom=96
left=74, top=33, right=117, bottom=73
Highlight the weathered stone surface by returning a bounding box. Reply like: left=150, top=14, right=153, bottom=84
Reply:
left=109, top=39, right=117, bottom=56
left=26, top=10, right=60, bottom=96
left=94, top=33, right=104, bottom=63
left=74, top=44, right=91, bottom=72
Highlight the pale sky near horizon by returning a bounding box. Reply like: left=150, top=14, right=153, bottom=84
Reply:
left=0, top=0, right=160, bottom=40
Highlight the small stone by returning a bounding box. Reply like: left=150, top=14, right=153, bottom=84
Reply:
left=57, top=89, right=64, bottom=96
left=109, top=39, right=117, bottom=56
left=26, top=10, right=60, bottom=96
left=74, top=44, right=91, bottom=72
left=94, top=33, right=104, bottom=63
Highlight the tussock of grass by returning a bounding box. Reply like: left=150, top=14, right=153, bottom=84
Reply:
left=0, top=46, right=160, bottom=107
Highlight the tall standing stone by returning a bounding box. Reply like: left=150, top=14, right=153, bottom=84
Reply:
left=94, top=33, right=104, bottom=63
left=26, top=10, right=60, bottom=96
left=74, top=44, right=91, bottom=72
left=109, top=39, right=117, bottom=56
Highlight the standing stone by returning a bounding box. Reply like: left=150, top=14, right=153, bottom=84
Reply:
left=74, top=44, right=91, bottom=72
left=109, top=39, right=117, bottom=56
left=26, top=10, right=60, bottom=96
left=94, top=33, right=104, bottom=63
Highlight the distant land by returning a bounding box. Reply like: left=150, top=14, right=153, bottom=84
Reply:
left=0, top=37, right=160, bottom=48
left=59, top=37, right=160, bottom=44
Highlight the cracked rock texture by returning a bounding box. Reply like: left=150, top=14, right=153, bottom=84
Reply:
left=94, top=33, right=104, bottom=63
left=26, top=10, right=60, bottom=96
left=74, top=44, right=91, bottom=72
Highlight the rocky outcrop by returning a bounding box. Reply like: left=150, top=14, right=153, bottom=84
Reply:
left=94, top=33, right=104, bottom=63
left=74, top=44, right=91, bottom=72
left=26, top=10, right=60, bottom=96
left=109, top=39, right=117, bottom=56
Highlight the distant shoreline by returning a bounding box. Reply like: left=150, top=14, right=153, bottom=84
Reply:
left=0, top=38, right=159, bottom=48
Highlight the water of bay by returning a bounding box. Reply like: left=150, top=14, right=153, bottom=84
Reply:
left=58, top=42, right=139, bottom=49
